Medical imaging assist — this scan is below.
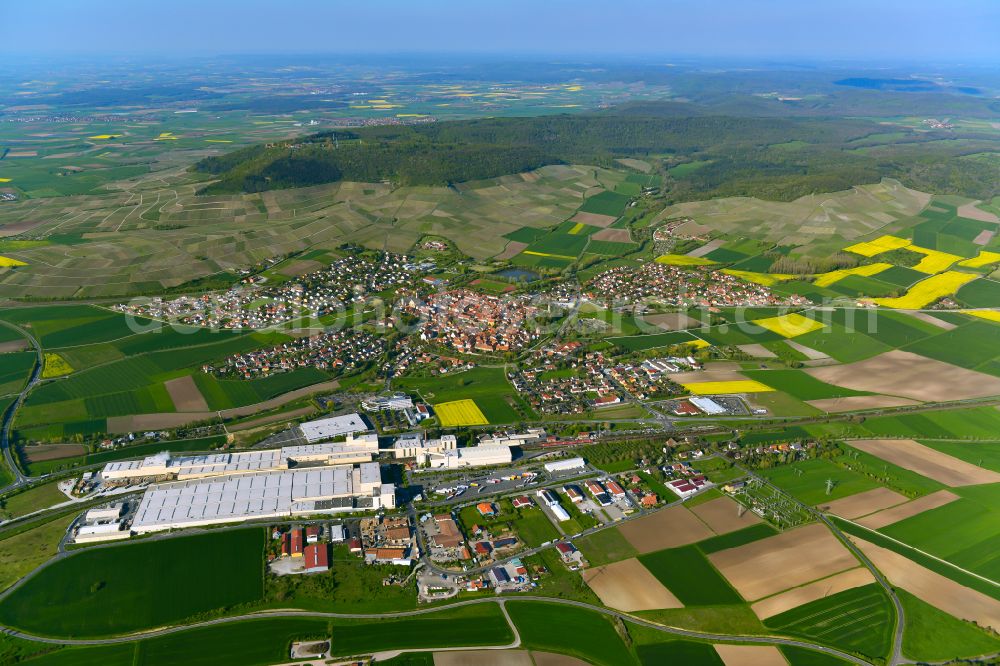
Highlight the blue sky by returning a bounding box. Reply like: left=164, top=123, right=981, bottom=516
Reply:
left=5, top=0, right=999, bottom=61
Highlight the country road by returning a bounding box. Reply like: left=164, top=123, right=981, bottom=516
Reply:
left=0, top=595, right=877, bottom=665
left=0, top=319, right=42, bottom=492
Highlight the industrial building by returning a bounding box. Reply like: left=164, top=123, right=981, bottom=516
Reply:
left=74, top=502, right=129, bottom=543
left=419, top=444, right=512, bottom=469
left=543, top=457, right=586, bottom=473
left=130, top=461, right=395, bottom=533
left=478, top=429, right=546, bottom=448
left=392, top=433, right=457, bottom=459
left=102, top=437, right=379, bottom=483
left=298, top=413, right=369, bottom=443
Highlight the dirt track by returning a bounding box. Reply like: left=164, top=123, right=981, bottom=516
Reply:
left=856, top=490, right=959, bottom=529
left=850, top=439, right=1000, bottom=487
left=582, top=558, right=683, bottom=611
left=708, top=523, right=858, bottom=601
left=850, top=536, right=1000, bottom=631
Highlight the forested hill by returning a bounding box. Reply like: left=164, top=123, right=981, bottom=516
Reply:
left=193, top=109, right=1000, bottom=202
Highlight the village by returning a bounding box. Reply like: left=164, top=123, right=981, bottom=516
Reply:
left=586, top=262, right=810, bottom=307
left=204, top=328, right=384, bottom=379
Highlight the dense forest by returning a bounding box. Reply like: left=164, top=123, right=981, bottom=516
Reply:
left=193, top=106, right=1000, bottom=202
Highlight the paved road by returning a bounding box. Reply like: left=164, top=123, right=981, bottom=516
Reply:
left=0, top=320, right=42, bottom=492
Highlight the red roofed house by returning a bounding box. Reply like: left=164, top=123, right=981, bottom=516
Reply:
left=290, top=528, right=304, bottom=557
left=512, top=496, right=532, bottom=509
left=306, top=525, right=320, bottom=544
left=303, top=543, right=329, bottom=573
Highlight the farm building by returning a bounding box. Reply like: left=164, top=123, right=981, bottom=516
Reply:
left=299, top=413, right=369, bottom=443
left=303, top=544, right=329, bottom=573
left=564, top=485, right=584, bottom=503
left=544, top=457, right=586, bottom=473
left=130, top=462, right=396, bottom=533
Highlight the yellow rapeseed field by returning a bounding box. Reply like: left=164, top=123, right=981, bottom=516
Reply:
left=961, top=310, right=1000, bottom=323
left=721, top=269, right=795, bottom=286
left=41, top=353, right=73, bottom=379
left=0, top=256, right=27, bottom=267
left=907, top=246, right=962, bottom=274
left=435, top=399, right=489, bottom=427
left=522, top=250, right=576, bottom=260
left=871, top=271, right=978, bottom=309
left=0, top=178, right=11, bottom=183
left=656, top=254, right=717, bottom=266
left=87, top=134, right=121, bottom=140
left=753, top=313, right=826, bottom=338
left=844, top=235, right=911, bottom=257
left=959, top=251, right=1000, bottom=268
left=568, top=223, right=585, bottom=235
left=813, top=263, right=892, bottom=287
left=681, top=380, right=775, bottom=395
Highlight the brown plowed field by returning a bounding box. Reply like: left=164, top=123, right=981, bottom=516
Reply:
left=850, top=439, right=1000, bottom=487
left=708, top=523, right=858, bottom=601
left=582, top=558, right=683, bottom=611
left=750, top=567, right=875, bottom=620
left=817, top=487, right=909, bottom=519
left=856, top=490, right=959, bottom=529
left=617, top=505, right=714, bottom=553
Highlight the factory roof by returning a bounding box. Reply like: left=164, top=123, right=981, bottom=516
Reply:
left=299, top=413, right=369, bottom=443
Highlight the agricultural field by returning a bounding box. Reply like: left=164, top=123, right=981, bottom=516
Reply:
left=0, top=529, right=266, bottom=636
left=763, top=584, right=894, bottom=661
left=434, top=399, right=489, bottom=426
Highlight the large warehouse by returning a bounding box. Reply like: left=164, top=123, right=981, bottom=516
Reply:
left=420, top=444, right=513, bottom=469
left=298, top=413, right=369, bottom=443
left=102, top=437, right=379, bottom=483
left=130, top=461, right=395, bottom=533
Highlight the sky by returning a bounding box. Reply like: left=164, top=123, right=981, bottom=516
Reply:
left=4, top=0, right=1000, bottom=62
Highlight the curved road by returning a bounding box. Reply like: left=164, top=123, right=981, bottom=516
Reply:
left=0, top=320, right=42, bottom=492
left=0, top=595, right=876, bottom=665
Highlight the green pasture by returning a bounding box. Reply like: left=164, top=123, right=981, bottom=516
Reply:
left=508, top=601, right=637, bottom=666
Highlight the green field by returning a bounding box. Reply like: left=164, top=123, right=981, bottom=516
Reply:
left=575, top=525, right=639, bottom=566
left=635, top=640, right=723, bottom=665
left=696, top=524, right=779, bottom=555
left=861, top=406, right=1000, bottom=440
left=0, top=351, right=35, bottom=397
left=0, top=514, right=77, bottom=592
left=0, top=529, right=265, bottom=636
left=918, top=440, right=1000, bottom=472
left=780, top=645, right=854, bottom=666
left=0, top=481, right=68, bottom=520
left=761, top=457, right=881, bottom=505
left=879, top=484, right=1000, bottom=581
left=897, top=588, right=1000, bottom=661
left=394, top=367, right=522, bottom=423
left=638, top=545, right=743, bottom=605
left=763, top=584, right=894, bottom=661
left=741, top=369, right=868, bottom=400
left=508, top=601, right=637, bottom=666
left=579, top=190, right=630, bottom=217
